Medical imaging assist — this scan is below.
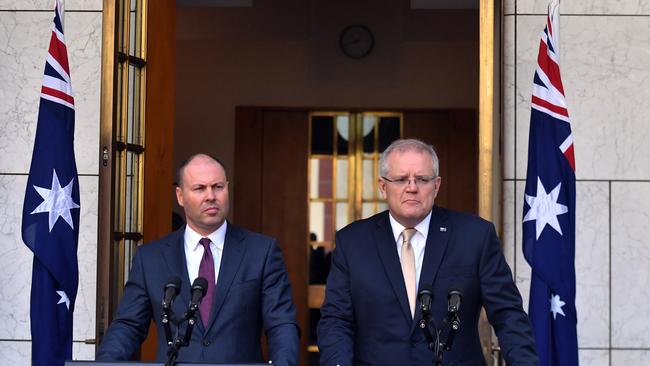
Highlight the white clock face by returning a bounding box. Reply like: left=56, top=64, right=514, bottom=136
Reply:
left=340, top=25, right=374, bottom=59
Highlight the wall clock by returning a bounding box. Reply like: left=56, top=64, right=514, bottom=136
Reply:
left=339, top=24, right=374, bottom=59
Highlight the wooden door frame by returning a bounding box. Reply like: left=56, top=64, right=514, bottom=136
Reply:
left=97, top=0, right=499, bottom=361
left=479, top=0, right=501, bottom=362
left=96, top=0, right=175, bottom=359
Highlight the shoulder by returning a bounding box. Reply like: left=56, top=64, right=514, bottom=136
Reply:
left=228, top=223, right=277, bottom=248
left=136, top=229, right=184, bottom=255
left=434, top=207, right=496, bottom=243
left=336, top=210, right=388, bottom=237
left=439, top=207, right=492, bottom=228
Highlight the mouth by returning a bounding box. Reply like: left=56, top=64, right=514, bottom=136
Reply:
left=402, top=199, right=420, bottom=205
left=203, top=206, right=220, bottom=214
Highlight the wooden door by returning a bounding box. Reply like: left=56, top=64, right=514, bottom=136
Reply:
left=234, top=108, right=309, bottom=366
left=403, top=110, right=478, bottom=214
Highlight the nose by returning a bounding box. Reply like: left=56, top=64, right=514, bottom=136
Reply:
left=205, top=188, right=217, bottom=200
left=405, top=179, right=419, bottom=191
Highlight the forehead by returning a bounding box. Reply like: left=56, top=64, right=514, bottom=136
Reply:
left=386, top=149, right=434, bottom=174
left=183, top=157, right=226, bottom=183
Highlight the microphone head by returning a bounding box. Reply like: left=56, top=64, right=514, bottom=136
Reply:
left=192, top=277, right=208, bottom=295
left=418, top=283, right=434, bottom=297
left=448, top=288, right=463, bottom=313
left=165, top=276, right=181, bottom=293
left=448, top=289, right=463, bottom=301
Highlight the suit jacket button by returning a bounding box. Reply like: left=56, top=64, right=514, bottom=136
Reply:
left=203, top=340, right=210, bottom=346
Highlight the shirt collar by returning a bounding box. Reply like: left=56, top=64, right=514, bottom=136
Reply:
left=388, top=210, right=432, bottom=243
left=184, top=220, right=228, bottom=252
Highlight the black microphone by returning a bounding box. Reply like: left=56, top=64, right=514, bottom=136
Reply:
left=162, top=276, right=181, bottom=309
left=418, top=284, right=434, bottom=315
left=189, top=277, right=208, bottom=311
left=448, top=289, right=463, bottom=313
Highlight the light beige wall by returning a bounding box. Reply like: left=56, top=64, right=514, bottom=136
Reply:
left=503, top=1, right=650, bottom=364
left=175, top=0, right=479, bottom=185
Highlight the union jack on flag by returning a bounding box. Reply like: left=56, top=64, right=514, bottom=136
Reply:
left=21, top=1, right=80, bottom=365
left=522, top=1, right=579, bottom=365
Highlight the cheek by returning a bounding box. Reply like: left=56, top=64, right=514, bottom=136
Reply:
left=217, top=192, right=230, bottom=206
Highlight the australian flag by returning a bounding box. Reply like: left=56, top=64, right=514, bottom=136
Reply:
left=21, top=1, right=80, bottom=365
left=522, top=1, right=579, bottom=365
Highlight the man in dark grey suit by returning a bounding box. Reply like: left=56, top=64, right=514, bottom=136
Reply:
left=97, top=154, right=299, bottom=365
left=317, top=139, right=538, bottom=365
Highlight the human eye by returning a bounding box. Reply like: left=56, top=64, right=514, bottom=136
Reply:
left=215, top=183, right=225, bottom=191
left=394, top=177, right=409, bottom=185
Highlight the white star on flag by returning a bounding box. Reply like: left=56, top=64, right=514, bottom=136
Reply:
left=56, top=290, right=70, bottom=310
left=522, top=177, right=568, bottom=240
left=30, top=169, right=80, bottom=232
left=550, top=293, right=566, bottom=320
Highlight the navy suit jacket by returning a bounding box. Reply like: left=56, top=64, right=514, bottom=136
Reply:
left=317, top=208, right=538, bottom=366
left=96, top=223, right=299, bottom=365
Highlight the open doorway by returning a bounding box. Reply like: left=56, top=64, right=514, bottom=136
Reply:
left=98, top=0, right=500, bottom=364
left=233, top=107, right=477, bottom=364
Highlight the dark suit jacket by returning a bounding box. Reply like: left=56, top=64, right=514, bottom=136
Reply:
left=317, top=208, right=538, bottom=366
left=96, top=223, right=299, bottom=365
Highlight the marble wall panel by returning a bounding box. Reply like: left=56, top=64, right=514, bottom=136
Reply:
left=0, top=174, right=97, bottom=341
left=515, top=15, right=650, bottom=181
left=73, top=342, right=96, bottom=361
left=579, top=349, right=609, bottom=366
left=73, top=175, right=98, bottom=340
left=0, top=175, right=32, bottom=339
left=0, top=340, right=31, bottom=365
left=0, top=340, right=97, bottom=364
left=505, top=0, right=650, bottom=15
left=612, top=350, right=650, bottom=365
left=574, top=182, right=609, bottom=348
left=503, top=15, right=516, bottom=180
left=611, top=182, right=650, bottom=348
left=0, top=12, right=50, bottom=174
left=0, top=0, right=101, bottom=11
left=513, top=14, right=544, bottom=182
left=65, top=12, right=102, bottom=176
left=0, top=11, right=101, bottom=176
left=502, top=180, right=516, bottom=272
left=513, top=180, right=531, bottom=310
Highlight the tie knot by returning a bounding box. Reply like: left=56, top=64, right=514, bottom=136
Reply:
left=402, top=228, right=416, bottom=244
left=199, top=237, right=211, bottom=250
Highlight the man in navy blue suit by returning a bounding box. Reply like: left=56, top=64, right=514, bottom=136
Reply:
left=317, top=139, right=538, bottom=365
left=97, top=154, right=299, bottom=365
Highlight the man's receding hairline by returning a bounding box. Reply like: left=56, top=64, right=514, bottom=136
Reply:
left=176, top=153, right=226, bottom=187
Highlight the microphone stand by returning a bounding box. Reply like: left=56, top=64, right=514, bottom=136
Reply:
left=443, top=311, right=460, bottom=351
left=164, top=302, right=200, bottom=366
left=419, top=310, right=461, bottom=365
left=418, top=311, right=436, bottom=352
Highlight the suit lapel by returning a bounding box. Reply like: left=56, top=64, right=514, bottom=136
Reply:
left=205, top=223, right=245, bottom=331
left=411, top=206, right=450, bottom=334
left=418, top=207, right=450, bottom=289
left=161, top=229, right=197, bottom=328
left=373, top=213, right=413, bottom=325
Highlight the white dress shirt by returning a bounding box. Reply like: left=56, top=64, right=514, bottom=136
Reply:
left=388, top=211, right=432, bottom=292
left=183, top=221, right=227, bottom=285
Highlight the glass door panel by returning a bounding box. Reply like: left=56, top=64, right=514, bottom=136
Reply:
left=307, top=111, right=402, bottom=357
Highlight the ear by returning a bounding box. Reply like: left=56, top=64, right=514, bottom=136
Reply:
left=175, top=186, right=184, bottom=207
left=378, top=178, right=387, bottom=200
left=432, top=176, right=442, bottom=198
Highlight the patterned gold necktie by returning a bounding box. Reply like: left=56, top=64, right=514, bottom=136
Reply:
left=401, top=228, right=417, bottom=318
